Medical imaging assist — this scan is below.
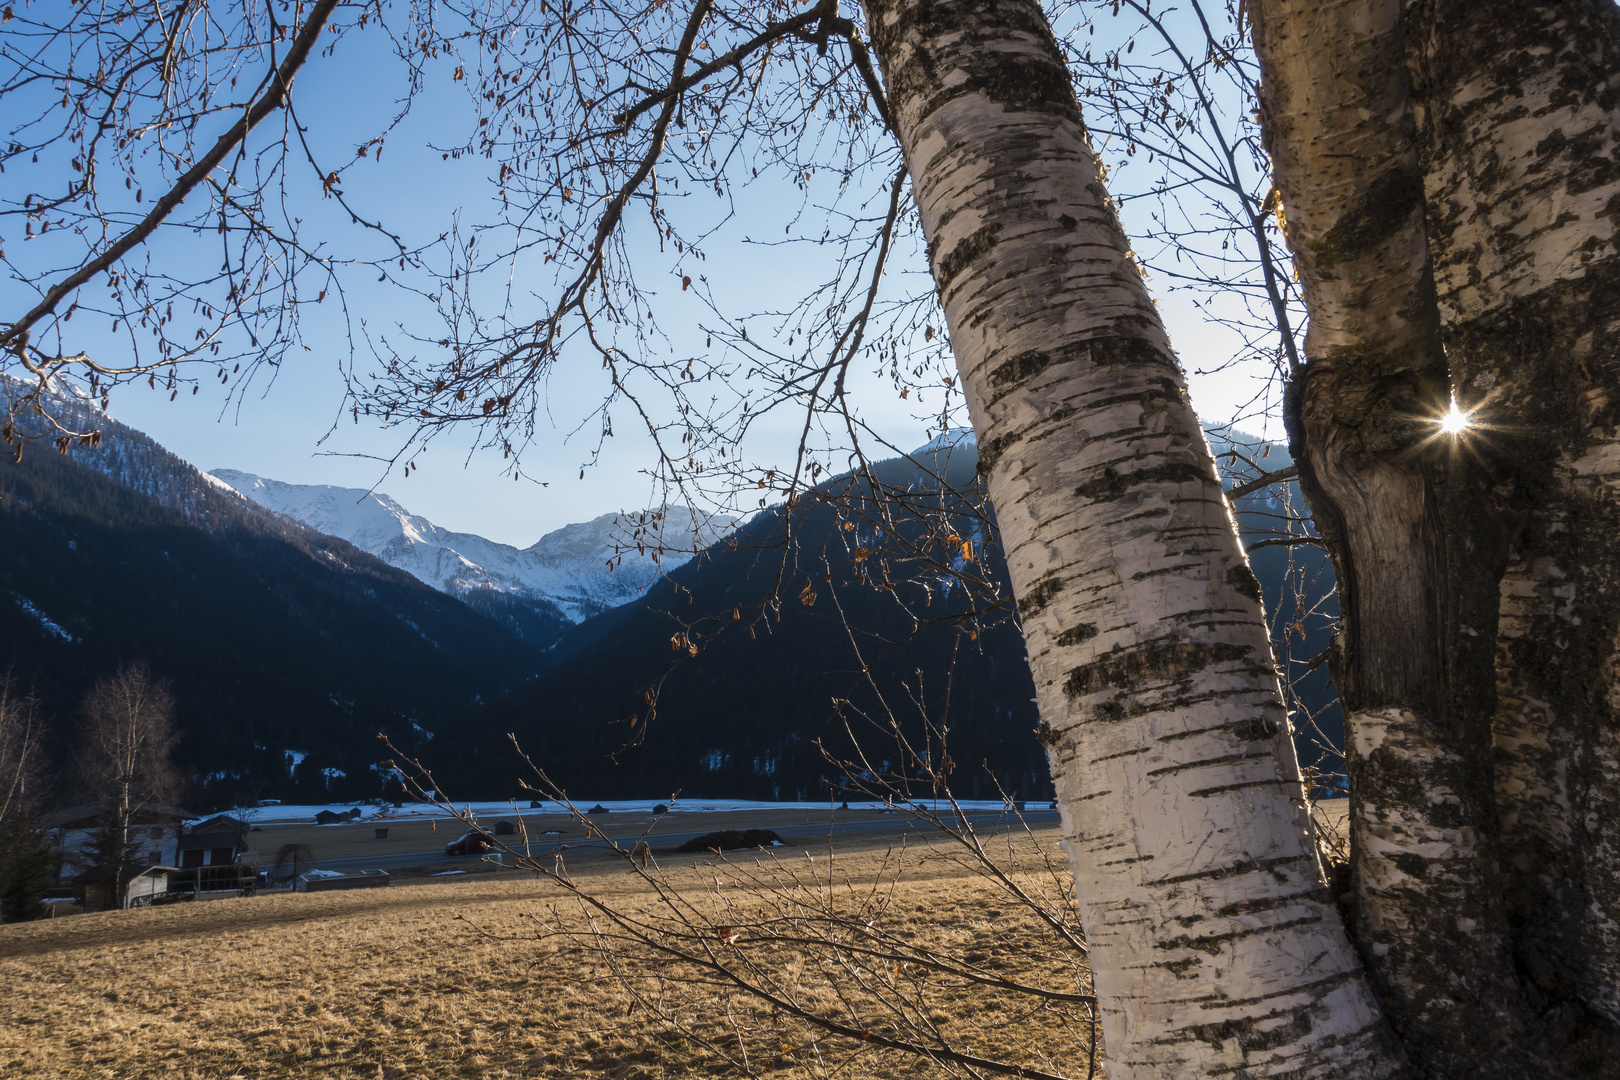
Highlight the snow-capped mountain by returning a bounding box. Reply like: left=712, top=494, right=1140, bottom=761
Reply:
left=207, top=470, right=736, bottom=625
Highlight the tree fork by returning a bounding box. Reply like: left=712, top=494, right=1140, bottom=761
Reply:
left=862, top=0, right=1407, bottom=1075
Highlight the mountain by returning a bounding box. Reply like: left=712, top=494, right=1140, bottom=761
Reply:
left=0, top=393, right=1339, bottom=810
left=430, top=442, right=1049, bottom=803
left=208, top=470, right=737, bottom=641
left=421, top=429, right=1340, bottom=804
left=0, top=395, right=542, bottom=809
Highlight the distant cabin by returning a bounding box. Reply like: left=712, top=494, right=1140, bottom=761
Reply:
left=177, top=814, right=249, bottom=869
left=314, top=808, right=363, bottom=826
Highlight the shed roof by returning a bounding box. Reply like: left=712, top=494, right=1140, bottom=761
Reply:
left=190, top=814, right=248, bottom=834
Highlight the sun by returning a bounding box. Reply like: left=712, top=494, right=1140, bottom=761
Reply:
left=1438, top=400, right=1471, bottom=435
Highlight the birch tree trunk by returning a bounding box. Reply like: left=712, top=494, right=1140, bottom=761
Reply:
left=1403, top=0, right=1620, bottom=1051
left=1248, top=3, right=1549, bottom=1074
left=862, top=1, right=1407, bottom=1075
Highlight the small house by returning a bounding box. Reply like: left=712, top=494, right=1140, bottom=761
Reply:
left=43, top=802, right=188, bottom=883
left=176, top=814, right=248, bottom=868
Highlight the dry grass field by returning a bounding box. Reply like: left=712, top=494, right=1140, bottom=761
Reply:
left=0, top=822, right=1102, bottom=1080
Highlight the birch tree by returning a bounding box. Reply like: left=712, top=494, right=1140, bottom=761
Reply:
left=1251, top=0, right=1620, bottom=1073
left=857, top=2, right=1403, bottom=1075
left=1401, top=0, right=1620, bottom=1043
left=78, top=664, right=179, bottom=905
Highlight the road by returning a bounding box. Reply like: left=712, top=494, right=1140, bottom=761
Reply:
left=311, top=809, right=1061, bottom=873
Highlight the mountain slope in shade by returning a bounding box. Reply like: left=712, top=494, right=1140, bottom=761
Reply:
left=209, top=470, right=736, bottom=632
left=0, top=400, right=542, bottom=810
left=427, top=429, right=1340, bottom=803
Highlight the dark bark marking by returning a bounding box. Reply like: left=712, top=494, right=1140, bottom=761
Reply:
left=1313, top=166, right=1426, bottom=268
left=1054, top=622, right=1098, bottom=647
left=1226, top=564, right=1262, bottom=602
left=935, top=222, right=1002, bottom=290
left=1146, top=750, right=1274, bottom=778
left=1063, top=638, right=1252, bottom=699
left=1074, top=461, right=1210, bottom=503
left=987, top=348, right=1053, bottom=390
left=1158, top=916, right=1325, bottom=959
left=1147, top=853, right=1311, bottom=888
left=1130, top=562, right=1204, bottom=582
left=1183, top=1007, right=1317, bottom=1053
left=1186, top=777, right=1286, bottom=799
left=865, top=0, right=1084, bottom=124
left=1154, top=956, right=1203, bottom=979
left=1018, top=573, right=1066, bottom=617
left=985, top=337, right=1174, bottom=402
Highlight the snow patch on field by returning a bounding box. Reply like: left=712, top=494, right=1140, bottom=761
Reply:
left=234, top=797, right=1051, bottom=825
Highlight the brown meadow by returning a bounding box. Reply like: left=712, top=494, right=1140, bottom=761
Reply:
left=0, top=822, right=1104, bottom=1080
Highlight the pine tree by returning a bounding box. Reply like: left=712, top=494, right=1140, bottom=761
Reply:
left=0, top=812, right=53, bottom=923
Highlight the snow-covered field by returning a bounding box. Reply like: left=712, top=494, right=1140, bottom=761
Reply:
left=221, top=797, right=1051, bottom=826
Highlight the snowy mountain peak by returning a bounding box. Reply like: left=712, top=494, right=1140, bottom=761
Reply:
left=912, top=428, right=977, bottom=456
left=207, top=470, right=735, bottom=625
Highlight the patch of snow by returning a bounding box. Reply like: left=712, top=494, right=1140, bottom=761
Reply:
left=10, top=593, right=77, bottom=642
left=285, top=750, right=307, bottom=774
left=433, top=870, right=467, bottom=876
left=232, top=798, right=1053, bottom=825
left=198, top=468, right=246, bottom=495
left=321, top=767, right=347, bottom=783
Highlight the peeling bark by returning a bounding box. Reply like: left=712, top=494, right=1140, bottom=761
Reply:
left=1404, top=0, right=1620, bottom=1061
left=1249, top=3, right=1543, bottom=1075
left=862, top=1, right=1407, bottom=1075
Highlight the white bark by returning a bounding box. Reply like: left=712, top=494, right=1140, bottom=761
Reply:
left=863, top=1, right=1406, bottom=1075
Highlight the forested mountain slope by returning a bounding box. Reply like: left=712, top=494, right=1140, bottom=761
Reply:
left=426, top=433, right=1339, bottom=804
left=0, top=407, right=542, bottom=809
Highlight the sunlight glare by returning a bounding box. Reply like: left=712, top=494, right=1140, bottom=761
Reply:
left=1439, top=401, right=1470, bottom=435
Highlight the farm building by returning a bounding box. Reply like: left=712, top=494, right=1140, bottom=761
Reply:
left=43, top=802, right=188, bottom=883
left=176, top=814, right=251, bottom=868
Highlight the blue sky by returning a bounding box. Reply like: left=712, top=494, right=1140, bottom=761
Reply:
left=6, top=3, right=1281, bottom=548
